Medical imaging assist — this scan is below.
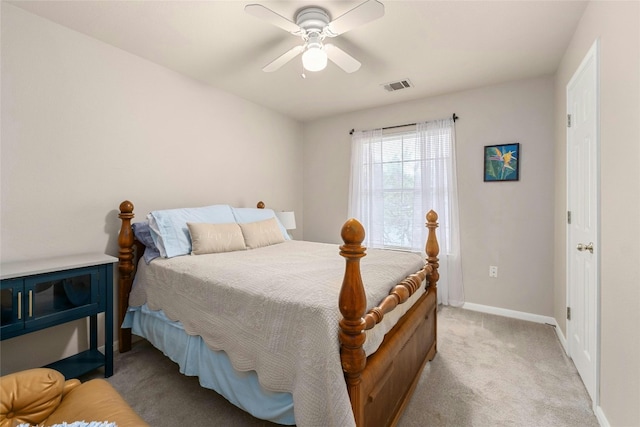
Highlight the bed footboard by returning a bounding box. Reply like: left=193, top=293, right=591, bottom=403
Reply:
left=339, top=211, right=439, bottom=427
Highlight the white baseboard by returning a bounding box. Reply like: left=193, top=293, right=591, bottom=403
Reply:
left=461, top=302, right=567, bottom=353
left=462, top=302, right=556, bottom=325
left=594, top=405, right=610, bottom=427
left=98, top=341, right=120, bottom=354
left=553, top=321, right=568, bottom=354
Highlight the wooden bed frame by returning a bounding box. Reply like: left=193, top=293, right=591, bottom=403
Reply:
left=116, top=200, right=439, bottom=427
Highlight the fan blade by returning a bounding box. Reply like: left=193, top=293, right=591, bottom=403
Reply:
left=325, top=44, right=361, bottom=73
left=245, top=4, right=300, bottom=34
left=263, top=45, right=305, bottom=72
left=327, top=0, right=384, bottom=36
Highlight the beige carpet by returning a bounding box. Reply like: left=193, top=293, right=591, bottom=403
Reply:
left=398, top=307, right=598, bottom=427
left=94, top=306, right=599, bottom=426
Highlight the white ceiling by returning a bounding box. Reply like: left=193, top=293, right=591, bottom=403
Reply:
left=8, top=0, right=588, bottom=122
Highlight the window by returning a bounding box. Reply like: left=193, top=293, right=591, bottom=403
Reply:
left=363, top=129, right=452, bottom=250
left=348, top=118, right=464, bottom=305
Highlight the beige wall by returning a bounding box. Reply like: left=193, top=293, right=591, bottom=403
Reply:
left=553, top=1, right=640, bottom=425
left=0, top=4, right=303, bottom=373
left=304, top=76, right=556, bottom=317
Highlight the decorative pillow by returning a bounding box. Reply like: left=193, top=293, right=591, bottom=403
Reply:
left=147, top=205, right=236, bottom=258
left=187, top=222, right=246, bottom=255
left=231, top=207, right=290, bottom=240
left=131, top=221, right=161, bottom=264
left=239, top=218, right=286, bottom=249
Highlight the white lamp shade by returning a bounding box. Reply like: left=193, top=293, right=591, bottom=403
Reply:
left=302, top=46, right=327, bottom=72
left=276, top=211, right=296, bottom=230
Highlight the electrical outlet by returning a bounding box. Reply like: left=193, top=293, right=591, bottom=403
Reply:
left=489, top=266, right=498, bottom=278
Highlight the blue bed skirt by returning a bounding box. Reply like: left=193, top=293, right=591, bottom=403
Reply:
left=124, top=305, right=295, bottom=425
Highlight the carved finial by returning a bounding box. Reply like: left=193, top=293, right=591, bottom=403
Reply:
left=119, top=200, right=134, bottom=215
left=341, top=218, right=365, bottom=245
left=425, top=210, right=440, bottom=289
left=426, top=210, right=439, bottom=258
left=257, top=201, right=265, bottom=209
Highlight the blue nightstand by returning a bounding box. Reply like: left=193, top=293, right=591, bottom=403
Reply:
left=1, top=253, right=117, bottom=377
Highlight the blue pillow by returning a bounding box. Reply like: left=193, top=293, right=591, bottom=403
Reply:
left=231, top=207, right=290, bottom=240
left=131, top=221, right=161, bottom=264
left=148, top=205, right=236, bottom=258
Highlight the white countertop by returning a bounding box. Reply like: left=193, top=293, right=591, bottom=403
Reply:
left=1, top=253, right=118, bottom=280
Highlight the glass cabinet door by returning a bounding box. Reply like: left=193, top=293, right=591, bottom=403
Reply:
left=24, top=268, right=100, bottom=329
left=1, top=279, right=23, bottom=335
left=30, top=274, right=93, bottom=318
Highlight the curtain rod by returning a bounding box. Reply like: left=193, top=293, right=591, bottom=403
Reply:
left=349, top=113, right=458, bottom=135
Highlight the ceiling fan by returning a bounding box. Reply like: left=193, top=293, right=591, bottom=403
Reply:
left=244, top=0, right=384, bottom=74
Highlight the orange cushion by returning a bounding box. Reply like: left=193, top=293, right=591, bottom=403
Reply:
left=44, top=379, right=149, bottom=427
left=0, top=368, right=65, bottom=427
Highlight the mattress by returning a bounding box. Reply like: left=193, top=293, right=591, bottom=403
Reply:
left=128, top=240, right=425, bottom=427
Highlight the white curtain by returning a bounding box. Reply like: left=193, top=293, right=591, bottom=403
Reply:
left=348, top=118, right=464, bottom=306
left=348, top=128, right=384, bottom=246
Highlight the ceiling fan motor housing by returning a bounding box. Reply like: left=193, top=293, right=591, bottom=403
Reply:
left=296, top=7, right=331, bottom=37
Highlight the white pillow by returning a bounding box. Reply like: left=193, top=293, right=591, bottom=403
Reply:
left=187, top=222, right=246, bottom=255
left=147, top=205, right=236, bottom=258
left=239, top=218, right=286, bottom=249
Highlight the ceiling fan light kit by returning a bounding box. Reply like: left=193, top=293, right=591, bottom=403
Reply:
left=245, top=0, right=384, bottom=74
left=302, top=43, right=327, bottom=72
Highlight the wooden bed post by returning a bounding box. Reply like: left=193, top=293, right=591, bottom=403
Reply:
left=425, top=210, right=439, bottom=288
left=339, top=212, right=440, bottom=426
left=338, top=218, right=367, bottom=426
left=118, top=200, right=135, bottom=353
left=426, top=210, right=440, bottom=353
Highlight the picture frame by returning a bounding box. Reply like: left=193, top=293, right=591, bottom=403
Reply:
left=484, top=143, right=520, bottom=182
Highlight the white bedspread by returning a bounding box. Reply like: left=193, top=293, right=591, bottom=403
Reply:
left=129, top=240, right=426, bottom=427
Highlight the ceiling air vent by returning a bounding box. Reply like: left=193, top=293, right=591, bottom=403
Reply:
left=382, top=79, right=413, bottom=92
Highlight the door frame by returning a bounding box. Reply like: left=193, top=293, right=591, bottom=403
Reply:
left=565, top=38, right=600, bottom=408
